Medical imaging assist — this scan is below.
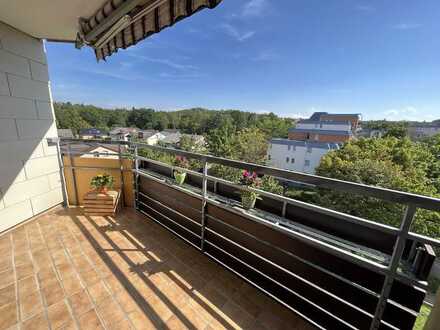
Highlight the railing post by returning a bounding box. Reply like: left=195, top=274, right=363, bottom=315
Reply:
left=118, top=144, right=125, bottom=207
left=68, top=144, right=79, bottom=205
left=370, top=205, right=417, bottom=329
left=55, top=138, right=69, bottom=207
left=134, top=144, right=139, bottom=210
left=282, top=201, right=287, bottom=218
left=201, top=158, right=208, bottom=251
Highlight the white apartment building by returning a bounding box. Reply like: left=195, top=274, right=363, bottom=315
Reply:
left=267, top=139, right=340, bottom=174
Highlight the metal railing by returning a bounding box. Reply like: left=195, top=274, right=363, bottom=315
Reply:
left=60, top=138, right=440, bottom=330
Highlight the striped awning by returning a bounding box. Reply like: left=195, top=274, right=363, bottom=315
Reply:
left=76, top=0, right=222, bottom=61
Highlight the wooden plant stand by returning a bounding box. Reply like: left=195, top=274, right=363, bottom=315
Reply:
left=83, top=190, right=121, bottom=216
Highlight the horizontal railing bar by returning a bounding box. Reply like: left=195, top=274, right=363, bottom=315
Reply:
left=206, top=202, right=390, bottom=276
left=207, top=174, right=400, bottom=236
left=138, top=190, right=202, bottom=215
left=205, top=240, right=358, bottom=330
left=137, top=208, right=201, bottom=251
left=135, top=169, right=203, bottom=201
left=138, top=192, right=202, bottom=227
left=206, top=209, right=380, bottom=296
left=61, top=138, right=440, bottom=211
left=63, top=165, right=132, bottom=171
left=137, top=200, right=201, bottom=239
left=138, top=156, right=204, bottom=178
left=132, top=142, right=440, bottom=211
left=203, top=252, right=325, bottom=330
left=206, top=227, right=375, bottom=317
left=136, top=158, right=400, bottom=237
left=61, top=151, right=130, bottom=157
left=407, top=232, right=440, bottom=248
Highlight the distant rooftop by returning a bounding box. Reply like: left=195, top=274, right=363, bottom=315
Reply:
left=79, top=128, right=107, bottom=136
left=309, top=112, right=361, bottom=121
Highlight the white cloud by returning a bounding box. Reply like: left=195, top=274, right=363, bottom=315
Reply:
left=126, top=54, right=198, bottom=71
left=379, top=106, right=431, bottom=121
left=220, top=23, right=256, bottom=42
left=158, top=72, right=206, bottom=80
left=242, top=0, right=267, bottom=18
left=392, top=23, right=422, bottom=30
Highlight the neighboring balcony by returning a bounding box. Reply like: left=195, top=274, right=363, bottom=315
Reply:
left=1, top=138, right=439, bottom=330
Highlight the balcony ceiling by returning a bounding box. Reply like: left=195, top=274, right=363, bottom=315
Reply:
left=0, top=0, right=108, bottom=41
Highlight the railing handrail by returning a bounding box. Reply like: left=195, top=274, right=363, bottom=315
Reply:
left=60, top=138, right=440, bottom=212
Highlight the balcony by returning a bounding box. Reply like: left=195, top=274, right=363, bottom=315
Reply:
left=1, top=138, right=439, bottom=330
left=0, top=207, right=311, bottom=330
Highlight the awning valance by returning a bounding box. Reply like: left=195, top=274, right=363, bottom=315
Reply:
left=76, top=0, right=222, bottom=61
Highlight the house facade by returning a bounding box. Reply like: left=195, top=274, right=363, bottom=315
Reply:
left=288, top=118, right=353, bottom=143
left=268, top=139, right=340, bottom=174
left=269, top=112, right=356, bottom=173
left=408, top=123, right=440, bottom=140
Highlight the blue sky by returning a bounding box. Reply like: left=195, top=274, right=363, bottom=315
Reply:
left=46, top=0, right=440, bottom=121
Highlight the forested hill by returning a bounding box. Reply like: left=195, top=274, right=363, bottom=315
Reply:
left=54, top=102, right=295, bottom=138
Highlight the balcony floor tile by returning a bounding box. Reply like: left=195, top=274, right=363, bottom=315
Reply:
left=0, top=207, right=313, bottom=330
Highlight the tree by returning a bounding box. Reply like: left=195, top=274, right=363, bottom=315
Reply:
left=127, top=109, right=155, bottom=129
left=315, top=137, right=439, bottom=237
left=234, top=128, right=268, bottom=164
left=54, top=107, right=90, bottom=134
left=206, top=119, right=237, bottom=159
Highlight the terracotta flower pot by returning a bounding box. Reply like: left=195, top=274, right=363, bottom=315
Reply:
left=96, top=187, right=108, bottom=194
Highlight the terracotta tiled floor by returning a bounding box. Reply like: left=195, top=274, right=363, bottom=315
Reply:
left=0, top=207, right=314, bottom=330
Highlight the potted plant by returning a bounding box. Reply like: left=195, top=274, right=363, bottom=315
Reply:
left=173, top=156, right=189, bottom=185
left=90, top=173, right=114, bottom=193
left=239, top=170, right=261, bottom=210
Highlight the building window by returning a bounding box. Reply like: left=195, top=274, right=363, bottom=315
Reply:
left=307, top=146, right=312, bottom=153
left=305, top=160, right=310, bottom=167
left=320, top=123, right=323, bottom=128
left=314, top=134, right=319, bottom=141
left=286, top=157, right=290, bottom=163
left=268, top=155, right=271, bottom=160
left=291, top=158, right=295, bottom=164
left=306, top=133, right=310, bottom=139
left=288, top=145, right=291, bottom=151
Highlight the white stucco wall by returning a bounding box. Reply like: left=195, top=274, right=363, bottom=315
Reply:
left=268, top=142, right=332, bottom=174
left=0, top=22, right=63, bottom=232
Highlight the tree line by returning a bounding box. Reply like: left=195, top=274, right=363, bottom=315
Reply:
left=54, top=102, right=295, bottom=138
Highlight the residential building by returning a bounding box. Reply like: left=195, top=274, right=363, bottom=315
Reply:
left=61, top=143, right=121, bottom=160
left=78, top=128, right=107, bottom=139
left=408, top=123, right=440, bottom=140
left=288, top=120, right=353, bottom=143
left=309, top=112, right=361, bottom=132
left=57, top=128, right=74, bottom=138
left=138, top=130, right=164, bottom=145
left=358, top=127, right=386, bottom=138
left=271, top=112, right=355, bottom=174
left=160, top=131, right=182, bottom=146
left=109, top=127, right=139, bottom=142
left=268, top=139, right=340, bottom=173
